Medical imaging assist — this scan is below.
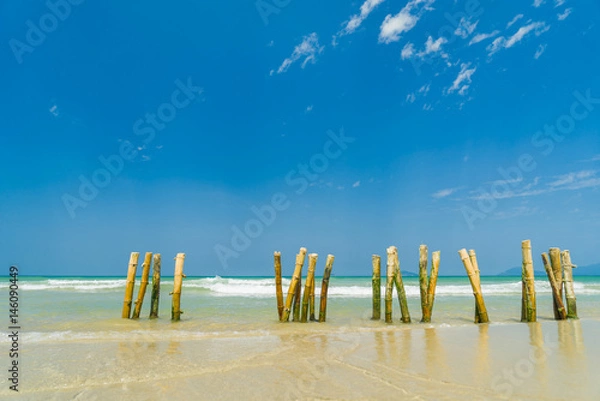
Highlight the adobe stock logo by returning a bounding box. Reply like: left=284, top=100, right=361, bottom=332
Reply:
left=214, top=128, right=355, bottom=269
left=9, top=0, right=86, bottom=64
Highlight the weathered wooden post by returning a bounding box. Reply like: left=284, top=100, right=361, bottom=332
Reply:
left=418, top=245, right=429, bottom=322
left=521, top=240, right=537, bottom=322
left=149, top=253, right=161, bottom=319
left=561, top=250, right=578, bottom=319
left=292, top=248, right=307, bottom=322
left=318, top=254, right=335, bottom=322
left=458, top=248, right=489, bottom=323
left=469, top=249, right=481, bottom=323
left=392, top=247, right=411, bottom=323
left=309, top=265, right=317, bottom=321
left=385, top=248, right=394, bottom=323
left=541, top=252, right=566, bottom=320
left=132, top=252, right=153, bottom=319
left=121, top=252, right=140, bottom=319
left=274, top=251, right=284, bottom=321
left=301, top=253, right=317, bottom=322
left=282, top=247, right=306, bottom=322
left=549, top=248, right=563, bottom=319
left=171, top=253, right=186, bottom=321
left=372, top=255, right=381, bottom=320
left=422, top=250, right=440, bottom=323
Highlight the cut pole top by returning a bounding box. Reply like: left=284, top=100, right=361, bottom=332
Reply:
left=522, top=239, right=531, bottom=249
left=274, top=251, right=281, bottom=256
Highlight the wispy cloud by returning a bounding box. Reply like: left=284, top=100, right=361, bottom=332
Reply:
left=534, top=43, right=547, bottom=59
left=273, top=33, right=324, bottom=75
left=487, top=21, right=550, bottom=56
left=49, top=104, right=59, bottom=117
left=507, top=14, right=524, bottom=28
left=557, top=8, right=572, bottom=20
left=554, top=0, right=566, bottom=7
left=448, top=63, right=476, bottom=95
left=378, top=0, right=435, bottom=44
left=305, top=105, right=314, bottom=113
left=469, top=30, right=500, bottom=45
left=406, top=93, right=416, bottom=103
left=432, top=187, right=461, bottom=199
left=454, top=17, right=479, bottom=38
left=334, top=0, right=386, bottom=44
left=352, top=181, right=361, bottom=188
left=533, top=0, right=545, bottom=7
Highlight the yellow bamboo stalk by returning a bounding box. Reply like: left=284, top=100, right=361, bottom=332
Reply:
left=423, top=251, right=440, bottom=322
left=318, top=254, right=335, bottom=322
left=541, top=252, right=566, bottom=320
left=149, top=253, right=161, bottom=319
left=561, top=250, right=578, bottom=319
left=282, top=247, right=307, bottom=322
left=132, top=252, right=153, bottom=319
left=309, top=265, right=316, bottom=321
left=549, top=248, right=563, bottom=319
left=418, top=245, right=428, bottom=322
left=469, top=249, right=481, bottom=323
left=292, top=248, right=307, bottom=322
left=171, top=253, right=186, bottom=321
left=459, top=249, right=489, bottom=323
left=385, top=248, right=394, bottom=323
left=372, top=255, right=381, bottom=320
left=121, top=252, right=140, bottom=319
left=392, top=247, right=411, bottom=323
left=521, top=240, right=536, bottom=322
left=274, top=251, right=284, bottom=321
left=301, top=253, right=317, bottom=322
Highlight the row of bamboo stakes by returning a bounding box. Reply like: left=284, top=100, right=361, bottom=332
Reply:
left=121, top=252, right=186, bottom=321
left=371, top=241, right=579, bottom=324
left=274, top=248, right=335, bottom=322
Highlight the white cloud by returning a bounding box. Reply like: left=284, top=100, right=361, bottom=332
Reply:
left=506, top=14, right=524, bottom=28
left=49, top=104, right=59, bottom=117
left=557, top=8, right=572, bottom=20
left=487, top=22, right=550, bottom=56
left=534, top=44, right=547, bottom=59
left=406, top=93, right=416, bottom=103
left=422, top=36, right=447, bottom=55
left=305, top=105, right=314, bottom=112
left=469, top=30, right=500, bottom=45
left=423, top=103, right=433, bottom=111
left=352, top=181, right=361, bottom=188
left=401, top=42, right=415, bottom=59
left=418, top=83, right=430, bottom=94
left=554, top=0, right=565, bottom=6
left=448, top=63, right=476, bottom=95
left=335, top=0, right=387, bottom=43
left=275, top=33, right=324, bottom=74
left=533, top=0, right=545, bottom=7
left=454, top=17, right=479, bottom=38
left=432, top=187, right=460, bottom=198
left=378, top=0, right=435, bottom=44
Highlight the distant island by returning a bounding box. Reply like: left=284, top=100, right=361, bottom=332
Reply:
left=497, top=263, right=600, bottom=276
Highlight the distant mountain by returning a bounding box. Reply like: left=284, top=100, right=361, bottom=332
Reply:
left=402, top=271, right=419, bottom=277
left=498, top=263, right=600, bottom=276
left=498, top=267, right=545, bottom=277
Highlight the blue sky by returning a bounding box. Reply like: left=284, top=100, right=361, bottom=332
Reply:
left=1, top=0, right=599, bottom=276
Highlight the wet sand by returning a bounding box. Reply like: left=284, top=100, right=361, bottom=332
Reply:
left=8, top=319, right=599, bottom=400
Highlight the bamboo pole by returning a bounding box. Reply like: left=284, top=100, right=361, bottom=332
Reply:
left=282, top=247, right=307, bottom=322
left=561, top=250, right=578, bottom=319
left=385, top=248, right=394, bottom=323
left=274, top=251, right=284, bottom=321
left=541, top=252, right=567, bottom=320
left=132, top=252, right=153, bottom=319
left=149, top=253, right=161, bottom=319
left=392, top=247, right=411, bottom=323
left=318, top=254, right=335, bottom=322
left=469, top=249, right=482, bottom=323
left=292, top=248, right=307, bottom=322
left=418, top=245, right=428, bottom=322
left=309, top=265, right=316, bottom=321
left=422, top=251, right=440, bottom=323
left=549, top=248, right=563, bottom=320
left=459, top=249, right=489, bottom=323
left=171, top=253, right=186, bottom=321
left=372, top=255, right=381, bottom=320
left=521, top=240, right=536, bottom=322
left=121, top=252, right=140, bottom=319
left=301, top=253, right=317, bottom=322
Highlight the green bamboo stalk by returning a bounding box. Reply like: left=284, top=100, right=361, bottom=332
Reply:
left=282, top=248, right=307, bottom=322
left=318, top=255, right=335, bottom=322
left=149, top=253, right=161, bottom=319
left=372, top=255, right=381, bottom=320
left=418, top=245, right=428, bottom=322
left=301, top=253, right=317, bottom=322
left=541, top=252, right=566, bottom=320
left=392, top=247, right=411, bottom=323
left=561, top=250, right=578, bottom=319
